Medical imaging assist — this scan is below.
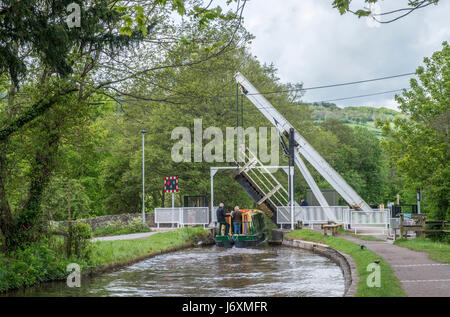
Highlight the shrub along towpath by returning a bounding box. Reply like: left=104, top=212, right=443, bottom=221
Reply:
left=338, top=235, right=450, bottom=297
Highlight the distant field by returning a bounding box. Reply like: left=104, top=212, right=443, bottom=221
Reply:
left=309, top=104, right=401, bottom=136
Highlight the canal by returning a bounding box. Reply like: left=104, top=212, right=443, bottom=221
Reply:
left=9, top=246, right=345, bottom=297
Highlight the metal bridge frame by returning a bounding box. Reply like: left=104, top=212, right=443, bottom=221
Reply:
left=235, top=72, right=372, bottom=218
left=210, top=165, right=295, bottom=228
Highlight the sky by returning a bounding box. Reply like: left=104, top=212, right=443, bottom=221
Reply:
left=233, top=0, right=450, bottom=110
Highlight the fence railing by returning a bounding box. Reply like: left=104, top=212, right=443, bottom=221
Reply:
left=277, top=206, right=348, bottom=225
left=276, top=206, right=389, bottom=233
left=349, top=209, right=389, bottom=233
left=388, top=217, right=399, bottom=236
left=155, top=207, right=209, bottom=227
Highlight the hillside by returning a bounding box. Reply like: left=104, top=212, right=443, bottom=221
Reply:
left=308, top=102, right=401, bottom=135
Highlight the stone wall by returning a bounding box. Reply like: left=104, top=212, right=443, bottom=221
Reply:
left=57, top=212, right=156, bottom=230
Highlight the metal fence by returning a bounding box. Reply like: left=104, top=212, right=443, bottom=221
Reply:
left=349, top=209, right=389, bottom=233
left=276, top=206, right=389, bottom=233
left=181, top=207, right=209, bottom=226
left=388, top=215, right=418, bottom=236
left=276, top=206, right=348, bottom=225
left=155, top=207, right=209, bottom=227
left=276, top=206, right=303, bottom=224
left=388, top=217, right=399, bottom=236
left=209, top=205, right=389, bottom=234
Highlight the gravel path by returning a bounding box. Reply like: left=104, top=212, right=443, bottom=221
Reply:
left=91, top=228, right=175, bottom=242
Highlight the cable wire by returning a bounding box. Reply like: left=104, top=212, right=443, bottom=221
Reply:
left=243, top=73, right=414, bottom=96
left=318, top=88, right=404, bottom=103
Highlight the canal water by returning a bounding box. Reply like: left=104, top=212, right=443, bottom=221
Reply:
left=9, top=246, right=345, bottom=297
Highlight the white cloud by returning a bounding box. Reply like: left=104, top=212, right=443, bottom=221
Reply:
left=240, top=0, right=450, bottom=109
left=383, top=98, right=400, bottom=111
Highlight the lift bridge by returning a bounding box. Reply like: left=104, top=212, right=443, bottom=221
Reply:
left=232, top=149, right=299, bottom=222
left=211, top=73, right=374, bottom=228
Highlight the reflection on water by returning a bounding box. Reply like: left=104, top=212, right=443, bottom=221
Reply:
left=7, top=246, right=345, bottom=297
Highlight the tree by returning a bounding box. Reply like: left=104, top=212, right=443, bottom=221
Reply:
left=0, top=0, right=242, bottom=141
left=379, top=42, right=449, bottom=220
left=0, top=0, right=245, bottom=249
left=94, top=37, right=309, bottom=213
left=320, top=119, right=386, bottom=205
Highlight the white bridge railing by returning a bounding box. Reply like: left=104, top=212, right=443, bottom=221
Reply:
left=349, top=209, right=389, bottom=233
left=277, top=206, right=348, bottom=225
left=276, top=206, right=389, bottom=233
left=155, top=207, right=209, bottom=227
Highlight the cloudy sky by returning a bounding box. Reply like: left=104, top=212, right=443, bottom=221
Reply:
left=235, top=0, right=450, bottom=109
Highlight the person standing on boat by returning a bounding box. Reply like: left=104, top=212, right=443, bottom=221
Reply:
left=231, top=206, right=242, bottom=235
left=216, top=203, right=229, bottom=235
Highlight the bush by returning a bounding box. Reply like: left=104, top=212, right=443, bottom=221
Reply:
left=127, top=217, right=150, bottom=233
left=65, top=222, right=93, bottom=260
left=0, top=237, right=82, bottom=292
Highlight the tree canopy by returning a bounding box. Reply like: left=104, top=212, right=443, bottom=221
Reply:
left=0, top=0, right=245, bottom=248
left=379, top=41, right=449, bottom=220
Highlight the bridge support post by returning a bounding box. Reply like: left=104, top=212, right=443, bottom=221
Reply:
left=289, top=128, right=295, bottom=230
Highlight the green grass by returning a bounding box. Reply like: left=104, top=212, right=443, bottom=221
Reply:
left=286, top=229, right=406, bottom=297
left=90, top=227, right=208, bottom=268
left=92, top=226, right=151, bottom=237
left=394, top=238, right=450, bottom=263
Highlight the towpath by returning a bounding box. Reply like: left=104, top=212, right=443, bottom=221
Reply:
left=339, top=235, right=450, bottom=297
left=91, top=228, right=175, bottom=242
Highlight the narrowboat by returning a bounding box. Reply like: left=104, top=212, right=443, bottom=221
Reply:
left=215, top=209, right=268, bottom=248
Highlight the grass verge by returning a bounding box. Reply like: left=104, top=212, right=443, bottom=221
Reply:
left=90, top=227, right=208, bottom=269
left=393, top=238, right=450, bottom=263
left=92, top=226, right=151, bottom=237
left=0, top=227, right=208, bottom=292
left=286, top=229, right=406, bottom=297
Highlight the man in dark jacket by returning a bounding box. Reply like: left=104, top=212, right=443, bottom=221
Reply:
left=231, top=206, right=242, bottom=235
left=216, top=203, right=229, bottom=235
left=300, top=198, right=309, bottom=206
